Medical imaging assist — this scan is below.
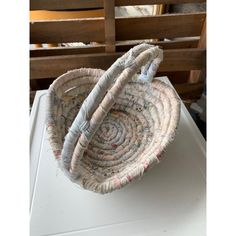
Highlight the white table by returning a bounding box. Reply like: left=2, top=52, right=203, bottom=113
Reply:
left=30, top=77, right=206, bottom=236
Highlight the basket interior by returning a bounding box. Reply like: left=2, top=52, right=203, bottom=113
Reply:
left=51, top=75, right=180, bottom=186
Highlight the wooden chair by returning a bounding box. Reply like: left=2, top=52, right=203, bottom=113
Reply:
left=30, top=0, right=206, bottom=105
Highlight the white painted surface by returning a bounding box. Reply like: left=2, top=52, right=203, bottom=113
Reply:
left=30, top=77, right=206, bottom=236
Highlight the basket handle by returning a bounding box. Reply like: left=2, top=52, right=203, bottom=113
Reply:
left=61, top=43, right=163, bottom=175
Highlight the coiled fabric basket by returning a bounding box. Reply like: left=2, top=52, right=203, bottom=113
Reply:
left=46, top=44, right=180, bottom=194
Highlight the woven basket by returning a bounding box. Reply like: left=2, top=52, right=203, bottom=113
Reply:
left=46, top=44, right=180, bottom=194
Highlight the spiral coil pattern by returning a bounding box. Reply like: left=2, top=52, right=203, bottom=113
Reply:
left=46, top=67, right=180, bottom=193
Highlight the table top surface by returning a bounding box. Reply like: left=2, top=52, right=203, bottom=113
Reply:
left=30, top=77, right=206, bottom=236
